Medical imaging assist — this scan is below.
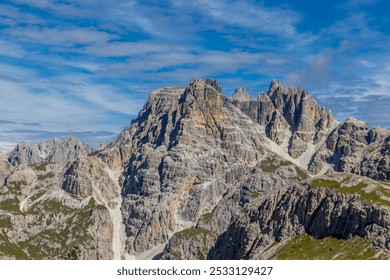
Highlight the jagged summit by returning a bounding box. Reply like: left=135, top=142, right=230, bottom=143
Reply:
left=205, top=78, right=223, bottom=93
left=231, top=79, right=336, bottom=161
left=231, top=86, right=252, bottom=102
left=8, top=136, right=93, bottom=166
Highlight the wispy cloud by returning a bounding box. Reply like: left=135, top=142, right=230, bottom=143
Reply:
left=173, top=0, right=300, bottom=37
left=0, top=39, right=25, bottom=58
left=7, top=26, right=117, bottom=46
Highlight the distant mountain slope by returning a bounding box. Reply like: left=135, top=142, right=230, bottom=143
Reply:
left=8, top=136, right=93, bottom=166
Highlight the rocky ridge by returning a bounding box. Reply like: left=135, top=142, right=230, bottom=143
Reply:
left=8, top=136, right=93, bottom=166
left=0, top=78, right=389, bottom=260
left=231, top=80, right=390, bottom=180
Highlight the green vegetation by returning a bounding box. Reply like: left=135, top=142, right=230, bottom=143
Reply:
left=42, top=199, right=74, bottom=214
left=16, top=202, right=95, bottom=259
left=260, top=157, right=291, bottom=173
left=37, top=172, right=55, bottom=181
left=0, top=234, right=29, bottom=259
left=312, top=179, right=341, bottom=189
left=0, top=196, right=107, bottom=259
left=359, top=191, right=390, bottom=208
left=295, top=167, right=308, bottom=180
left=0, top=216, right=12, bottom=228
left=341, top=176, right=351, bottom=184
left=32, top=163, right=49, bottom=171
left=7, top=181, right=27, bottom=196
left=377, top=186, right=390, bottom=197
left=249, top=191, right=261, bottom=198
left=311, top=178, right=390, bottom=207
left=272, top=234, right=385, bottom=260
left=202, top=212, right=213, bottom=221
left=176, top=228, right=212, bottom=239
left=171, top=251, right=182, bottom=259
left=341, top=182, right=368, bottom=194
left=174, top=228, right=214, bottom=259
left=0, top=197, right=21, bottom=214
left=259, top=157, right=308, bottom=180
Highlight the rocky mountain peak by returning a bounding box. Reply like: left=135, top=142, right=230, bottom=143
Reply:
left=231, top=86, right=252, bottom=102
left=8, top=136, right=93, bottom=166
left=182, top=79, right=226, bottom=119
left=232, top=79, right=336, bottom=158
left=268, top=79, right=283, bottom=93
left=205, top=78, right=223, bottom=94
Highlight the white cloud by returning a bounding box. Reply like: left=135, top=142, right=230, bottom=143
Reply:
left=286, top=51, right=333, bottom=88
left=0, top=141, right=16, bottom=153
left=75, top=41, right=188, bottom=57
left=7, top=26, right=117, bottom=46
left=0, top=72, right=143, bottom=135
left=0, top=39, right=25, bottom=58
left=321, top=13, right=381, bottom=41
left=0, top=3, right=45, bottom=26
left=173, top=0, right=300, bottom=37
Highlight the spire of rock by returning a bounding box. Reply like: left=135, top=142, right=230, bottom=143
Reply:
left=205, top=78, right=222, bottom=94
left=231, top=86, right=252, bottom=102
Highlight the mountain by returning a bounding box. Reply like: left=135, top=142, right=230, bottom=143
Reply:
left=231, top=80, right=390, bottom=180
left=8, top=136, right=93, bottom=166
left=0, top=78, right=389, bottom=260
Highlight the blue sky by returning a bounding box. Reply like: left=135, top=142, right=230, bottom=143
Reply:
left=1, top=0, right=390, bottom=152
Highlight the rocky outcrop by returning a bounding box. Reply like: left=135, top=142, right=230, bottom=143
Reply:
left=8, top=136, right=93, bottom=166
left=0, top=160, right=114, bottom=260
left=0, top=154, right=13, bottom=182
left=230, top=81, right=390, bottom=181
left=209, top=185, right=390, bottom=259
left=308, top=118, right=390, bottom=179
left=230, top=80, right=336, bottom=158
left=354, top=136, right=390, bottom=181
left=160, top=214, right=219, bottom=260
left=231, top=87, right=252, bottom=102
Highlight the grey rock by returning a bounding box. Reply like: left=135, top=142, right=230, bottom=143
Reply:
left=231, top=87, right=252, bottom=102
left=231, top=80, right=336, bottom=158
left=8, top=136, right=93, bottom=166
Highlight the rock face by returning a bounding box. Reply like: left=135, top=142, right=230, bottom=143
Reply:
left=8, top=136, right=93, bottom=166
left=208, top=185, right=390, bottom=259
left=232, top=80, right=336, bottom=157
left=231, top=80, right=390, bottom=181
left=0, top=78, right=390, bottom=260
left=308, top=118, right=390, bottom=179
left=0, top=161, right=114, bottom=260
left=101, top=80, right=269, bottom=256
left=231, top=87, right=252, bottom=102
